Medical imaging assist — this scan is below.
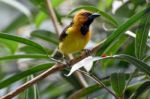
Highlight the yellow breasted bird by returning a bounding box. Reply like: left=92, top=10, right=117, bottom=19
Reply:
left=53, top=10, right=100, bottom=59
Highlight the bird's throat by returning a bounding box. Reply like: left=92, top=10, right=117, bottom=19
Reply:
left=80, top=25, right=89, bottom=35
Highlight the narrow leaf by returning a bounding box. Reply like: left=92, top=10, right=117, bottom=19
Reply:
left=0, top=33, right=46, bottom=54
left=0, top=0, right=31, bottom=18
left=111, top=73, right=126, bottom=97
left=102, top=35, right=127, bottom=68
left=0, top=38, right=18, bottom=54
left=25, top=75, right=39, bottom=99
left=31, top=30, right=58, bottom=45
left=135, top=11, right=150, bottom=59
left=103, top=54, right=150, bottom=76
left=35, top=11, right=48, bottom=28
left=69, top=80, right=110, bottom=99
left=130, top=81, right=150, bottom=99
left=2, top=14, right=29, bottom=33
left=100, top=4, right=150, bottom=52
left=96, top=54, right=150, bottom=76
left=20, top=46, right=49, bottom=54
left=0, top=54, right=48, bottom=61
left=0, top=63, right=53, bottom=89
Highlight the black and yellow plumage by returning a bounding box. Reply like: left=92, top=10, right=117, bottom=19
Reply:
left=58, top=10, right=100, bottom=55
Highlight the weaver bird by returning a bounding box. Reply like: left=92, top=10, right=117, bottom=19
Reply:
left=53, top=10, right=100, bottom=59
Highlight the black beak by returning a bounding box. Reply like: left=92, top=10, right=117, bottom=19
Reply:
left=90, top=13, right=100, bottom=19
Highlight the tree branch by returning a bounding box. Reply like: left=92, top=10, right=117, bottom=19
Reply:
left=0, top=40, right=104, bottom=99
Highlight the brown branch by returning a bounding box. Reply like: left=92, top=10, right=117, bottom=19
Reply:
left=0, top=40, right=104, bottom=99
left=74, top=71, right=88, bottom=87
left=45, top=0, right=60, bottom=36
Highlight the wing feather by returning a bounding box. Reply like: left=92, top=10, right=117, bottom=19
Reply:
left=59, top=21, right=73, bottom=41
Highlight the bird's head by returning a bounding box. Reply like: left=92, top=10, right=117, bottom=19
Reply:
left=73, top=9, right=100, bottom=26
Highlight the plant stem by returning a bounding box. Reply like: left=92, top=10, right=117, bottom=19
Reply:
left=45, top=0, right=60, bottom=36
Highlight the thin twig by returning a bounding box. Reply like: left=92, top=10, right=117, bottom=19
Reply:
left=91, top=74, right=118, bottom=99
left=45, top=0, right=60, bottom=36
left=78, top=70, right=118, bottom=99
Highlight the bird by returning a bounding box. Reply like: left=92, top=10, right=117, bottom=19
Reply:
left=52, top=9, right=100, bottom=59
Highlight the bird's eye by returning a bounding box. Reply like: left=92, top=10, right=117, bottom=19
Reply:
left=81, top=12, right=92, bottom=16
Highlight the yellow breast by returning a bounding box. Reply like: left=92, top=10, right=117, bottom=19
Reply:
left=59, top=27, right=91, bottom=55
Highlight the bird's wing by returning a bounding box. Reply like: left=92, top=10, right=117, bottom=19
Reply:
left=59, top=21, right=73, bottom=41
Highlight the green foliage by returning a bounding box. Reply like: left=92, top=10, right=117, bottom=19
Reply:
left=0, top=63, right=53, bottom=89
left=0, top=1, right=149, bottom=99
left=25, top=75, right=39, bottom=99
left=0, top=33, right=46, bottom=54
left=135, top=11, right=150, bottom=59
left=130, top=81, right=150, bottom=99
left=111, top=73, right=126, bottom=97
left=31, top=30, right=58, bottom=45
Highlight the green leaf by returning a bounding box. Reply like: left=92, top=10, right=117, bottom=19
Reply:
left=69, top=80, right=110, bottom=99
left=135, top=11, right=150, bottom=59
left=130, top=81, right=150, bottom=99
left=2, top=14, right=29, bottom=33
left=0, top=63, right=53, bottom=89
left=0, top=54, right=48, bottom=61
left=51, top=0, right=64, bottom=7
left=143, top=56, right=150, bottom=62
left=31, top=30, right=58, bottom=45
left=20, top=46, right=49, bottom=54
left=125, top=82, right=144, bottom=97
left=103, top=54, right=150, bottom=76
left=115, top=54, right=150, bottom=76
left=0, top=0, right=31, bottom=18
left=0, top=38, right=18, bottom=54
left=115, top=2, right=134, bottom=18
left=25, top=75, right=39, bottom=99
left=100, top=4, right=150, bottom=52
left=35, top=11, right=48, bottom=28
left=111, top=73, right=126, bottom=97
left=68, top=6, right=118, bottom=27
left=101, top=35, right=127, bottom=68
left=43, top=83, right=72, bottom=98
left=0, top=32, right=46, bottom=54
